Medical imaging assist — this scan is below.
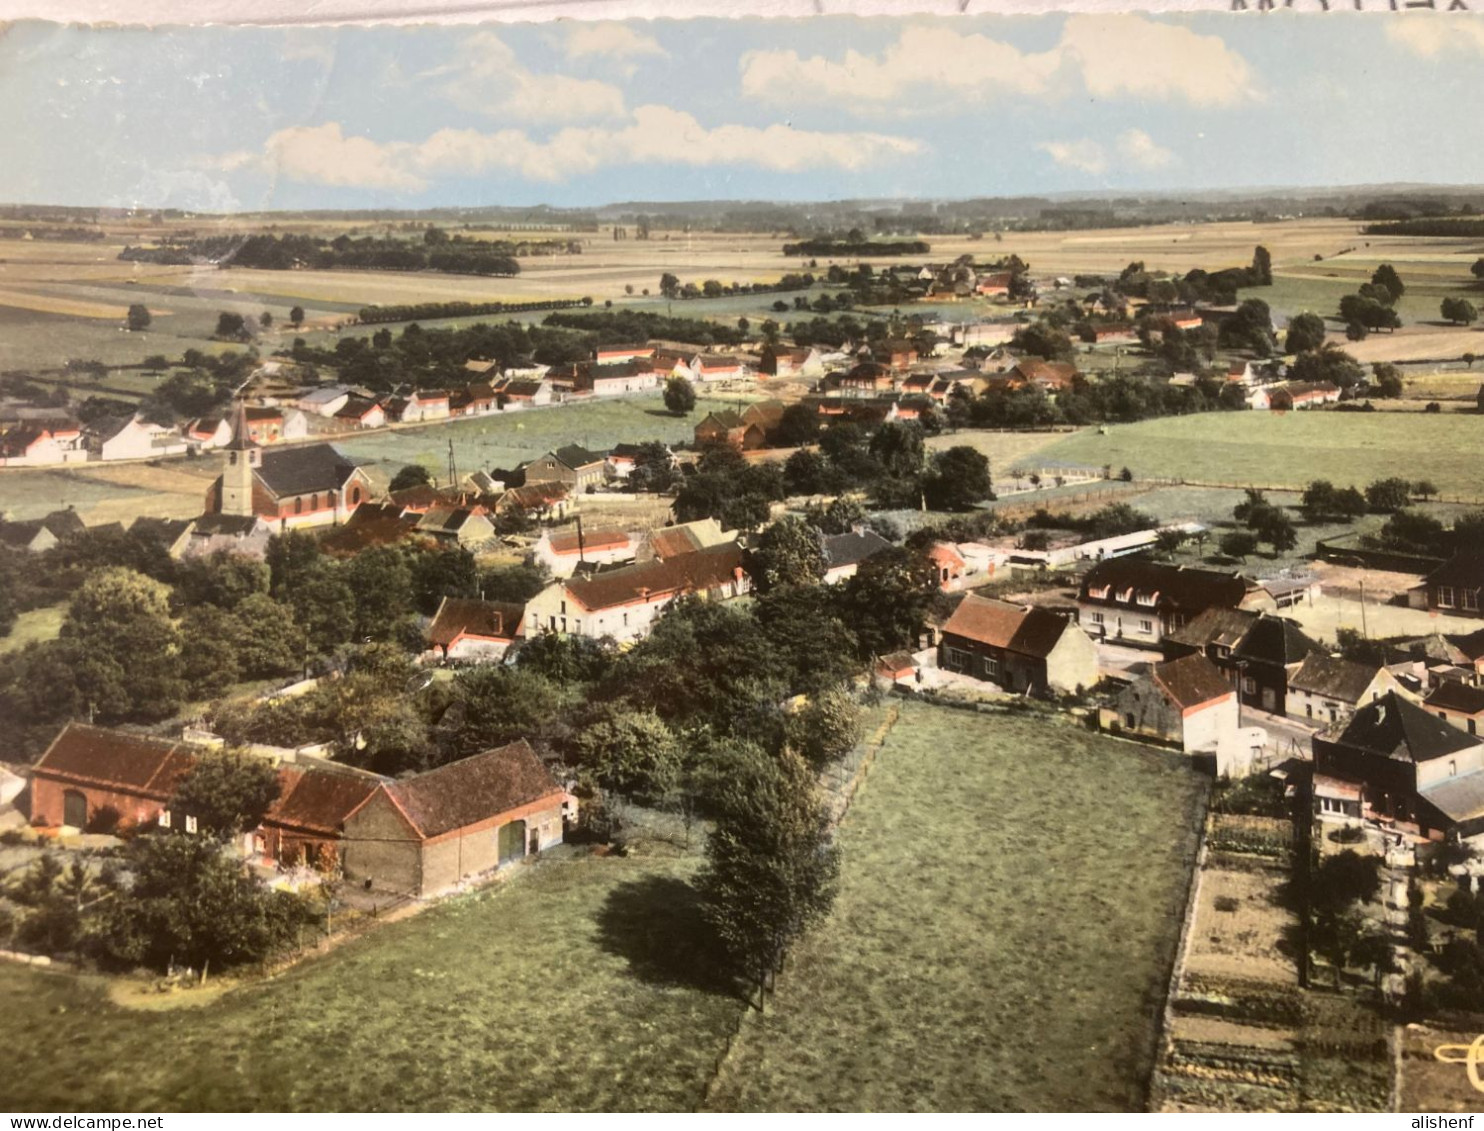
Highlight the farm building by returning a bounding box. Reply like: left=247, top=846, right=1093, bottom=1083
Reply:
left=0, top=507, right=85, bottom=553
left=414, top=507, right=495, bottom=547
left=821, top=529, right=892, bottom=584
left=938, top=593, right=1098, bottom=696
left=1287, top=653, right=1403, bottom=727
left=531, top=526, right=636, bottom=578
left=0, top=420, right=86, bottom=467
left=334, top=396, right=386, bottom=430
left=522, top=445, right=608, bottom=492
left=1312, top=692, right=1484, bottom=842
left=648, top=517, right=734, bottom=561
left=1423, top=553, right=1484, bottom=619
left=1109, top=652, right=1238, bottom=754
left=297, top=386, right=352, bottom=417
left=425, top=596, right=526, bottom=662
left=1424, top=679, right=1484, bottom=738
left=524, top=542, right=750, bottom=643
left=342, top=740, right=568, bottom=897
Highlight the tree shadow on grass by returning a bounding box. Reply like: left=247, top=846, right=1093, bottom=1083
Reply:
left=594, top=874, right=737, bottom=997
left=642, top=408, right=684, bottom=419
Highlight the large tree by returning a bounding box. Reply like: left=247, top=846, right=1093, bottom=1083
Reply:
left=59, top=567, right=185, bottom=722
left=126, top=303, right=152, bottom=332
left=698, top=742, right=840, bottom=1009
left=663, top=374, right=696, bottom=416
left=169, top=747, right=282, bottom=840
left=923, top=445, right=992, bottom=511
left=1371, top=263, right=1405, bottom=304
left=748, top=516, right=827, bottom=593
left=388, top=464, right=433, bottom=493
left=1284, top=312, right=1327, bottom=355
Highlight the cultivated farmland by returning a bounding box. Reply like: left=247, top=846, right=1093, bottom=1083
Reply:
left=706, top=700, right=1207, bottom=1113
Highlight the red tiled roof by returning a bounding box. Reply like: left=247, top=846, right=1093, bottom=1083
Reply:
left=547, top=528, right=630, bottom=555
left=267, top=766, right=379, bottom=837
left=940, top=594, right=1072, bottom=659
left=650, top=526, right=704, bottom=559
left=383, top=739, right=562, bottom=840
left=1149, top=653, right=1234, bottom=711
left=565, top=542, right=744, bottom=612
left=426, top=597, right=526, bottom=647
left=32, top=724, right=195, bottom=797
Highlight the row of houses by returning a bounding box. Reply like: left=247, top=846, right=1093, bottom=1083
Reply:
left=27, top=723, right=569, bottom=898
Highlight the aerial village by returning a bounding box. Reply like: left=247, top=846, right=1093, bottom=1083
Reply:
left=4, top=224, right=1484, bottom=1111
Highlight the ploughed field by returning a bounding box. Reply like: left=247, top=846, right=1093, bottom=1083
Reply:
left=0, top=702, right=1206, bottom=1112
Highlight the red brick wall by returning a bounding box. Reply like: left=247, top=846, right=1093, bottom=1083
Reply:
left=31, top=776, right=165, bottom=831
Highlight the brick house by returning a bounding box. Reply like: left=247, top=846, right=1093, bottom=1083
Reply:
left=1312, top=692, right=1484, bottom=841
left=1078, top=560, right=1261, bottom=646
left=342, top=740, right=568, bottom=897
left=1110, top=652, right=1238, bottom=754
left=938, top=593, right=1098, bottom=696
left=524, top=542, right=750, bottom=643
left=1288, top=654, right=1404, bottom=727
left=1424, top=553, right=1484, bottom=619
left=30, top=724, right=196, bottom=833
left=522, top=445, right=608, bottom=493
left=1424, top=680, right=1484, bottom=738
left=425, top=597, right=527, bottom=662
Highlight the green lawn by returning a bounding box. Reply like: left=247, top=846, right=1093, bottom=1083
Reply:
left=1035, top=412, right=1484, bottom=497
left=0, top=853, right=742, bottom=1112
left=0, top=604, right=65, bottom=654
left=706, top=701, right=1208, bottom=1113
left=336, top=391, right=755, bottom=481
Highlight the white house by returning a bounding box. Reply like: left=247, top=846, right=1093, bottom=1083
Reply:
left=531, top=526, right=637, bottom=579
left=93, top=415, right=186, bottom=461
left=1110, top=653, right=1239, bottom=754
left=297, top=386, right=352, bottom=418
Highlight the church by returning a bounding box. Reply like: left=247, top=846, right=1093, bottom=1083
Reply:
left=203, top=400, right=373, bottom=531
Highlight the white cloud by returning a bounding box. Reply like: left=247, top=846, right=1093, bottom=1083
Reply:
left=1386, top=18, right=1484, bottom=57
left=1038, top=128, right=1177, bottom=176
left=564, top=23, right=666, bottom=61
left=740, top=24, right=1059, bottom=106
left=741, top=15, right=1255, bottom=111
left=432, top=31, right=627, bottom=124
left=1060, top=15, right=1256, bottom=106
left=1117, top=128, right=1175, bottom=169
left=243, top=122, right=427, bottom=193
left=216, top=108, right=923, bottom=191
left=1037, top=139, right=1107, bottom=175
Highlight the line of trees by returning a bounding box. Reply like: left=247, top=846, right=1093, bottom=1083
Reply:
left=120, top=232, right=525, bottom=276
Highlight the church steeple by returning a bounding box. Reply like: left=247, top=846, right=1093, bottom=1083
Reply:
left=220, top=397, right=261, bottom=517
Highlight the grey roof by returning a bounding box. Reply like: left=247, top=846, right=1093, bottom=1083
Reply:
left=193, top=513, right=264, bottom=537
left=822, top=530, right=892, bottom=570
left=1231, top=614, right=1323, bottom=668
left=553, top=444, right=604, bottom=470
left=1419, top=771, right=1484, bottom=823
left=1288, top=654, right=1383, bottom=703
left=1333, top=691, right=1482, bottom=764
left=1424, top=680, right=1484, bottom=716
left=255, top=444, right=362, bottom=498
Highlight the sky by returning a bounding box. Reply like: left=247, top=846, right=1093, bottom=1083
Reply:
left=0, top=13, right=1482, bottom=211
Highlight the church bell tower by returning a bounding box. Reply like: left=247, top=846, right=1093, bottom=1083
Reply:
left=220, top=399, right=261, bottom=518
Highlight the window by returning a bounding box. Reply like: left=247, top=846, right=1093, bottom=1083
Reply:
left=1438, top=585, right=1456, bottom=609
left=351, top=487, right=362, bottom=505
left=1471, top=719, right=1478, bottom=735
left=1089, top=611, right=1105, bottom=625
left=158, top=809, right=171, bottom=829
left=1466, top=590, right=1481, bottom=613
left=1305, top=703, right=1313, bottom=719
left=560, top=600, right=567, bottom=615
left=946, top=647, right=972, bottom=671
left=1242, top=676, right=1256, bottom=694
left=622, top=612, right=628, bottom=627
left=1139, top=619, right=1154, bottom=634
left=1450, top=759, right=1458, bottom=778
left=185, top=814, right=198, bottom=834
left=983, top=656, right=1001, bottom=677
left=294, top=496, right=303, bottom=515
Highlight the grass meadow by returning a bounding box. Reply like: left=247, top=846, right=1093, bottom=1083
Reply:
left=0, top=854, right=743, bottom=1112
left=707, top=701, right=1207, bottom=1113
left=0, top=702, right=1206, bottom=1113
left=1035, top=411, right=1484, bottom=497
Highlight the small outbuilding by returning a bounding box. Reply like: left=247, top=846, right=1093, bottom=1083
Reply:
left=1109, top=653, right=1238, bottom=754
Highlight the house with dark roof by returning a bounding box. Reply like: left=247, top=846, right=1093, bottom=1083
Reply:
left=414, top=506, right=495, bottom=547
left=341, top=739, right=568, bottom=896
left=1424, top=553, right=1484, bottom=619
left=1078, top=559, right=1264, bottom=646
left=524, top=542, right=749, bottom=643
left=1425, top=679, right=1484, bottom=738
left=1163, top=605, right=1321, bottom=715
left=694, top=409, right=757, bottom=450
left=319, top=502, right=420, bottom=555
left=1288, top=654, right=1403, bottom=727
left=821, top=529, right=892, bottom=584
left=128, top=515, right=196, bottom=558
left=0, top=507, right=86, bottom=553
left=425, top=596, right=527, bottom=661
left=1110, top=652, right=1238, bottom=753
left=204, top=403, right=373, bottom=532
left=522, top=445, right=608, bottom=492
left=333, top=396, right=386, bottom=430
left=1312, top=691, right=1484, bottom=840
left=938, top=593, right=1097, bottom=695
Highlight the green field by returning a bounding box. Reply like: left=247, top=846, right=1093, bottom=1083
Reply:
left=0, top=853, right=741, bottom=1112
left=0, top=604, right=65, bottom=654
left=335, top=391, right=757, bottom=481
left=708, top=701, right=1207, bottom=1112
left=0, top=701, right=1207, bottom=1113
left=1036, top=412, right=1484, bottom=498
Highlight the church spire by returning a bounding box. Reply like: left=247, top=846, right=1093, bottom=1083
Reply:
left=219, top=396, right=261, bottom=517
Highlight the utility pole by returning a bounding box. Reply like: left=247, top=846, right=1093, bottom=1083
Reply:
left=447, top=438, right=458, bottom=491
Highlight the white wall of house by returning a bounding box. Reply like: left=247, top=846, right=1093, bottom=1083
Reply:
left=1416, top=741, right=1484, bottom=789
left=1182, top=696, right=1240, bottom=754
left=1288, top=668, right=1401, bottom=726
left=524, top=582, right=668, bottom=643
